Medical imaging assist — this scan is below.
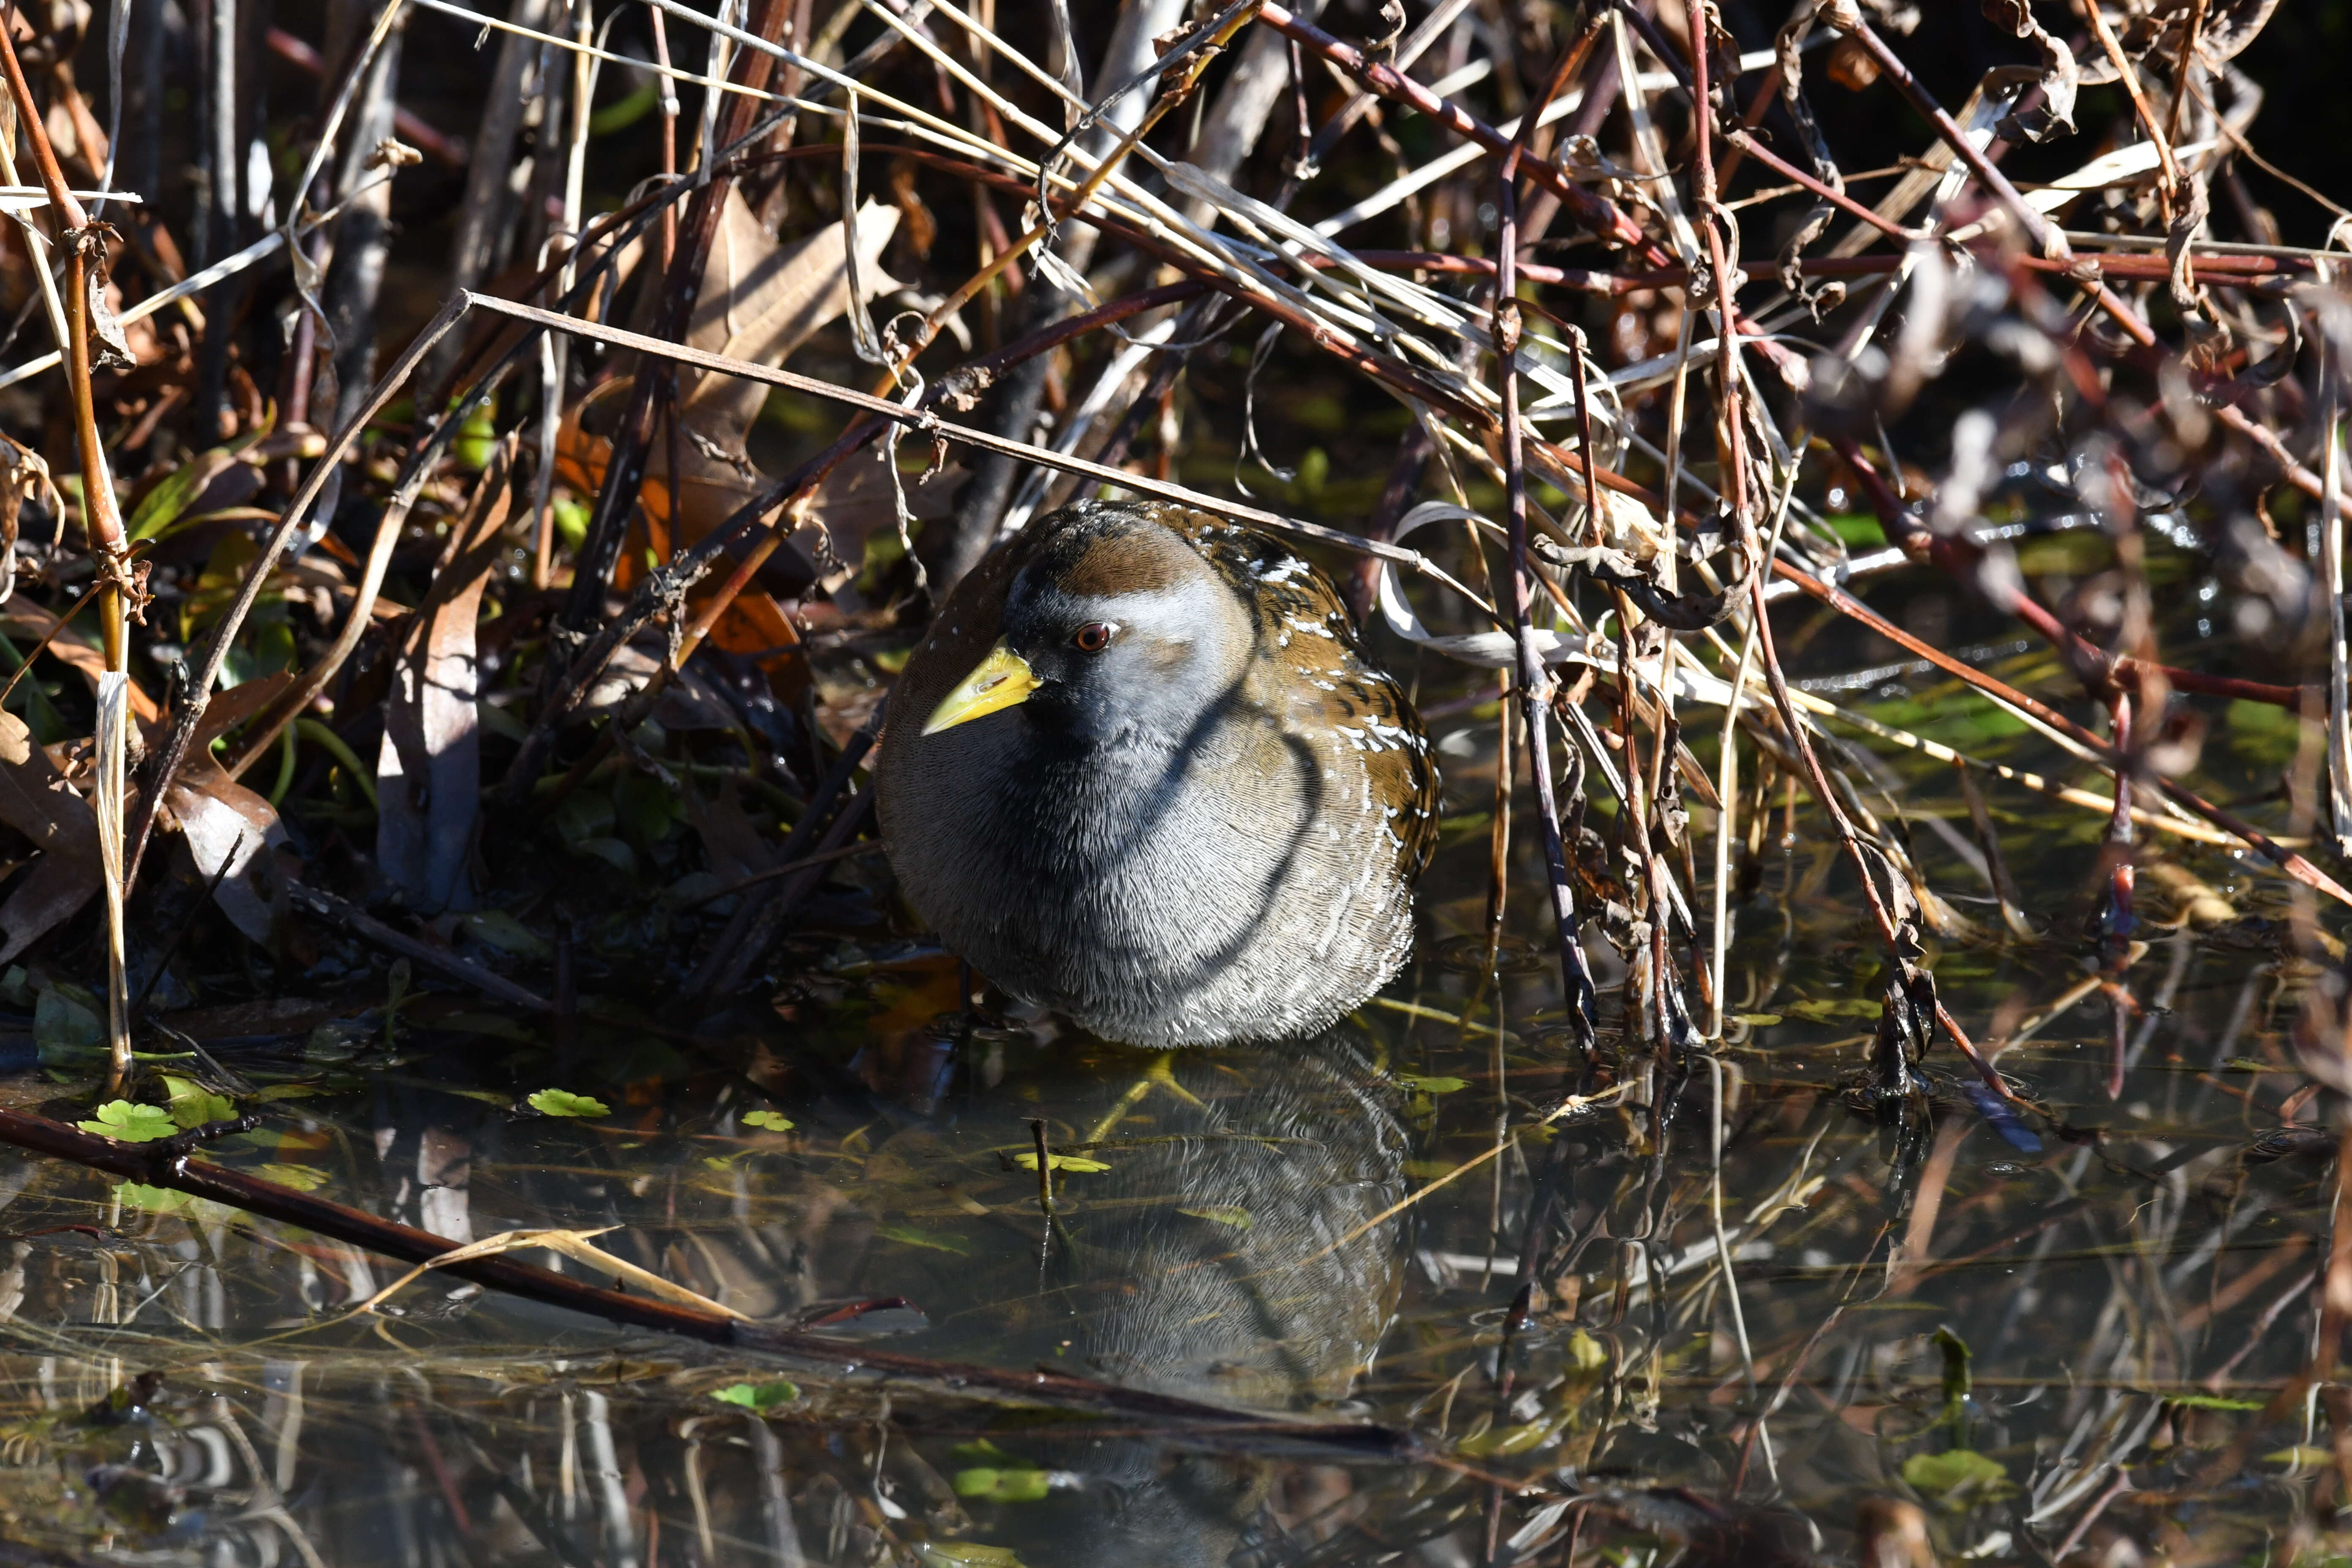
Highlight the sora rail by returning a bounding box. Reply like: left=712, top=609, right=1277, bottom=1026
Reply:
left=877, top=500, right=1439, bottom=1048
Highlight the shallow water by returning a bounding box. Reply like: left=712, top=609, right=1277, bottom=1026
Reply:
left=0, top=579, right=2336, bottom=1566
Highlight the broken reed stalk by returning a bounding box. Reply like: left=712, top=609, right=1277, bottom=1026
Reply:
left=0, top=12, right=129, bottom=674
left=2105, top=688, right=2135, bottom=1100
left=0, top=7, right=135, bottom=1086
left=94, top=676, right=129, bottom=1088
left=0, top=1104, right=1417, bottom=1458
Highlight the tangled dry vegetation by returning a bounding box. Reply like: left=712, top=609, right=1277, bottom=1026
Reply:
left=0, top=0, right=2345, bottom=1558
left=0, top=0, right=2332, bottom=1078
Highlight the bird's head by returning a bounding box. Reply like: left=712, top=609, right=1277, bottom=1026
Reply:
left=920, top=504, right=1254, bottom=748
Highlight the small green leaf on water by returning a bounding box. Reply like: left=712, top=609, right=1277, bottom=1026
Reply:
left=1177, top=1206, right=1254, bottom=1229
left=1567, top=1329, right=1609, bottom=1372
left=1012, top=1152, right=1109, bottom=1173
left=1901, top=1448, right=2009, bottom=1504
left=252, top=1084, right=321, bottom=1102
left=254, top=1163, right=330, bottom=1192
left=79, top=1101, right=178, bottom=1143
left=953, top=1467, right=1053, bottom=1502
left=161, top=1074, right=235, bottom=1129
left=1398, top=1074, right=1469, bottom=1094
left=711, top=1380, right=799, bottom=1410
left=920, top=1544, right=1026, bottom=1567
left=877, top=1224, right=973, bottom=1254
left=527, top=1089, right=610, bottom=1119
left=1735, top=1013, right=1783, bottom=1027
left=743, top=1110, right=794, bottom=1132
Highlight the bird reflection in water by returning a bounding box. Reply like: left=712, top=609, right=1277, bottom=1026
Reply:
left=851, top=1025, right=1407, bottom=1568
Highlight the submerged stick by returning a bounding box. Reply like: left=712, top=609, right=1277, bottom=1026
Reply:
left=287, top=883, right=553, bottom=1012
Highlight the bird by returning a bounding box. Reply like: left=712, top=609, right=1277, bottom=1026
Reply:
left=875, top=499, right=1440, bottom=1048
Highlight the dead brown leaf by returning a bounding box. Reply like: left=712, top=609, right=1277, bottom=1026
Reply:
left=376, top=448, right=514, bottom=912
left=678, top=188, right=902, bottom=446
left=0, top=607, right=162, bottom=725
left=168, top=750, right=288, bottom=942
left=0, top=709, right=98, bottom=962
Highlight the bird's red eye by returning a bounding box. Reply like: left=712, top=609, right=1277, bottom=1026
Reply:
left=1072, top=622, right=1115, bottom=653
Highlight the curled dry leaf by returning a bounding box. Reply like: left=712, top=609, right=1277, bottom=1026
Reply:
left=167, top=752, right=288, bottom=945
left=1980, top=0, right=2075, bottom=142
left=0, top=437, right=59, bottom=607
left=158, top=672, right=300, bottom=944
left=681, top=189, right=903, bottom=444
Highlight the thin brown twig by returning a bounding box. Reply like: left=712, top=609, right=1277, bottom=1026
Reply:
left=2075, top=0, right=2181, bottom=212
left=1830, top=15, right=2068, bottom=258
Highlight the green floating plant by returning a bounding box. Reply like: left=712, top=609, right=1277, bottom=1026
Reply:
left=710, top=1381, right=799, bottom=1411
left=527, top=1089, right=610, bottom=1119
left=953, top=1467, right=1052, bottom=1502
left=77, top=1101, right=177, bottom=1143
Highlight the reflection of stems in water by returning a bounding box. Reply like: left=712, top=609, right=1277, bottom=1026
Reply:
left=747, top=1412, right=810, bottom=1568
left=1293, top=1083, right=1633, bottom=1271
left=1028, top=1118, right=1056, bottom=1216
left=1710, top=463, right=1801, bottom=1040
left=1706, top=1055, right=1757, bottom=1396
left=0, top=1103, right=1422, bottom=1449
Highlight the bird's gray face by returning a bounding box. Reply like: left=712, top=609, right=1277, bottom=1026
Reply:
left=919, top=522, right=1252, bottom=748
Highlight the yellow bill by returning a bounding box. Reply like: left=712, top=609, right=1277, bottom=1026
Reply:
left=921, top=640, right=1041, bottom=735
